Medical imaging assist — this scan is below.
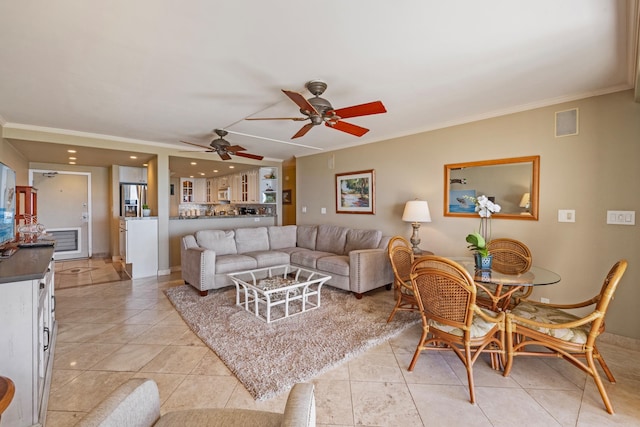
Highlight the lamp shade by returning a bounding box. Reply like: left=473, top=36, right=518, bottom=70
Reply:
left=402, top=200, right=432, bottom=223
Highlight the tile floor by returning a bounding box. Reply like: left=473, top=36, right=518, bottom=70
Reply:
left=47, top=261, right=640, bottom=426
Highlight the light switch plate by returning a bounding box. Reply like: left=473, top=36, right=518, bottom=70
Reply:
left=558, top=209, right=575, bottom=223
left=606, top=210, right=635, bottom=225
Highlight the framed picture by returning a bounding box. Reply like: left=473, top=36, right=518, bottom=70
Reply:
left=449, top=189, right=477, bottom=213
left=282, top=189, right=292, bottom=205
left=336, top=169, right=375, bottom=214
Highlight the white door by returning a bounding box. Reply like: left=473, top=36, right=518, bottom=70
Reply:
left=31, top=171, right=91, bottom=259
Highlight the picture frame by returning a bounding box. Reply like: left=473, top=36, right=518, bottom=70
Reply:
left=336, top=169, right=375, bottom=214
left=282, top=189, right=292, bottom=205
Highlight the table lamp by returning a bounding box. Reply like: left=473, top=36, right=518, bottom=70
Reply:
left=519, top=192, right=530, bottom=213
left=402, top=200, right=431, bottom=254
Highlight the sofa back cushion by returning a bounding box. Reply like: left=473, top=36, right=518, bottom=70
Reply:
left=345, top=229, right=383, bottom=253
left=235, top=227, right=270, bottom=253
left=195, top=230, right=237, bottom=255
left=316, top=224, right=349, bottom=255
left=268, top=225, right=297, bottom=250
left=297, top=225, right=318, bottom=250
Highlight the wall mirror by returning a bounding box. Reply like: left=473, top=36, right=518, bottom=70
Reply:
left=444, top=155, right=540, bottom=220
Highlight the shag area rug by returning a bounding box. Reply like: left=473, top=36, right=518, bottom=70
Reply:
left=164, top=284, right=420, bottom=400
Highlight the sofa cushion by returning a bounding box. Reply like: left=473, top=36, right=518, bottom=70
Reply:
left=268, top=225, right=297, bottom=250
left=156, top=408, right=283, bottom=427
left=235, top=227, right=269, bottom=254
left=316, top=224, right=348, bottom=255
left=195, top=230, right=237, bottom=255
left=215, top=254, right=258, bottom=274
left=244, top=250, right=290, bottom=268
left=344, top=229, right=382, bottom=253
left=291, top=250, right=334, bottom=269
left=316, top=255, right=350, bottom=276
left=296, top=225, right=318, bottom=250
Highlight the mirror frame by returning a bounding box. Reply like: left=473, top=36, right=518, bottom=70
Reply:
left=444, top=155, right=540, bottom=220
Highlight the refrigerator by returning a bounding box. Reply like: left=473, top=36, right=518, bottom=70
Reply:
left=120, top=184, right=147, bottom=217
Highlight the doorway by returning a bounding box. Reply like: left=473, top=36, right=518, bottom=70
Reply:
left=30, top=170, right=92, bottom=259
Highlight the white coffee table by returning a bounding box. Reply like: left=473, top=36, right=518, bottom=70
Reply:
left=228, top=265, right=331, bottom=323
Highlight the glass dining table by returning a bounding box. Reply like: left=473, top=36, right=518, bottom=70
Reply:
left=449, top=257, right=561, bottom=311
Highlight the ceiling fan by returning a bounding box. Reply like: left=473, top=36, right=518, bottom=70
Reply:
left=181, top=129, right=264, bottom=161
left=246, top=80, right=387, bottom=139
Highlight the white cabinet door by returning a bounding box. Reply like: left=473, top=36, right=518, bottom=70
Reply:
left=180, top=178, right=194, bottom=202
left=119, top=166, right=148, bottom=183
left=194, top=178, right=207, bottom=203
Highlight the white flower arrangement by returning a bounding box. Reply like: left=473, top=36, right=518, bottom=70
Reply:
left=464, top=195, right=502, bottom=257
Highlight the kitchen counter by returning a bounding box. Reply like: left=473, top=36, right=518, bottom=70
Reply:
left=169, top=214, right=275, bottom=220
left=0, top=246, right=54, bottom=284
left=121, top=216, right=159, bottom=220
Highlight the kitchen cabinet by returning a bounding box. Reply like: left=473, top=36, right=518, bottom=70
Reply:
left=193, top=178, right=207, bottom=203
left=0, top=247, right=55, bottom=427
left=180, top=178, right=194, bottom=202
left=180, top=178, right=207, bottom=203
left=119, top=166, right=148, bottom=184
left=119, top=218, right=158, bottom=278
left=206, top=178, right=216, bottom=203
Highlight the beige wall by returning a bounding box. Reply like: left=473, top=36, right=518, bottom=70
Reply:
left=297, top=90, right=640, bottom=340
left=0, top=135, right=29, bottom=185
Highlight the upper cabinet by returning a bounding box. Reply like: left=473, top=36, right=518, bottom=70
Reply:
left=119, top=166, right=148, bottom=184
left=180, top=178, right=194, bottom=202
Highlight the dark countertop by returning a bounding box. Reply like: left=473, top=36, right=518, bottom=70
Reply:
left=0, top=246, right=54, bottom=284
left=169, top=214, right=275, bottom=220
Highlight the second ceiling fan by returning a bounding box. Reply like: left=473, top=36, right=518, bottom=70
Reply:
left=181, top=129, right=264, bottom=161
left=246, top=80, right=387, bottom=139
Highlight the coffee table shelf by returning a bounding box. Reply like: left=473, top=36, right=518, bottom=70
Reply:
left=228, top=265, right=331, bottom=323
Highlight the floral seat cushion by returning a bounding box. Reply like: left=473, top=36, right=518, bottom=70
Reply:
left=510, top=301, right=591, bottom=344
left=428, top=308, right=499, bottom=339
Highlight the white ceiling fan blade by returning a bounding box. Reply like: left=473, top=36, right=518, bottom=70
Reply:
left=223, top=130, right=323, bottom=151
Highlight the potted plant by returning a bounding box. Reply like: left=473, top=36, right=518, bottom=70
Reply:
left=142, top=204, right=151, bottom=217
left=464, top=195, right=501, bottom=270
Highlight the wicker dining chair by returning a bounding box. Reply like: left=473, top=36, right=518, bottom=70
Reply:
left=503, top=259, right=628, bottom=414
left=407, top=256, right=505, bottom=404
left=386, top=236, right=418, bottom=322
left=476, top=238, right=533, bottom=309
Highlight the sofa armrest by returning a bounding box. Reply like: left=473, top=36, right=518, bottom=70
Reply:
left=181, top=246, right=217, bottom=292
left=282, top=383, right=316, bottom=427
left=349, top=248, right=393, bottom=294
left=77, top=378, right=160, bottom=427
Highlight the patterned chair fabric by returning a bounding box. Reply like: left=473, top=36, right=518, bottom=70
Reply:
left=407, top=256, right=505, bottom=405
left=503, top=259, right=628, bottom=415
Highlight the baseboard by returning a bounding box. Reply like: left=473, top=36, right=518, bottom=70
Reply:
left=600, top=332, right=640, bottom=351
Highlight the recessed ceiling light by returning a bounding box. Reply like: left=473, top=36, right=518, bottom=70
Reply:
left=229, top=166, right=235, bottom=169
left=190, top=162, right=197, bottom=165
left=199, top=172, right=205, bottom=176
left=130, top=156, right=137, bottom=159
left=69, top=157, right=76, bottom=160
left=67, top=149, right=76, bottom=153
left=190, top=175, right=194, bottom=178
left=69, top=161, right=76, bottom=165
left=213, top=169, right=218, bottom=173
left=143, top=163, right=148, bottom=167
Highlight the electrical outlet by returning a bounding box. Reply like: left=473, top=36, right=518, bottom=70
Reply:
left=540, top=297, right=550, bottom=303
left=301, top=206, right=307, bottom=213
left=321, top=207, right=326, bottom=214
left=606, top=210, right=635, bottom=225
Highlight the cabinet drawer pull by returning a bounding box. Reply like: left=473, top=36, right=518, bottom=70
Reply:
left=51, top=295, right=56, bottom=313
left=39, top=281, right=45, bottom=290
left=43, top=327, right=50, bottom=351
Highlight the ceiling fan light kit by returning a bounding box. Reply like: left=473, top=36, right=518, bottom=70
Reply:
left=246, top=80, right=387, bottom=139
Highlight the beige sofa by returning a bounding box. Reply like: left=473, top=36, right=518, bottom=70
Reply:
left=77, top=378, right=315, bottom=427
left=181, top=224, right=393, bottom=298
